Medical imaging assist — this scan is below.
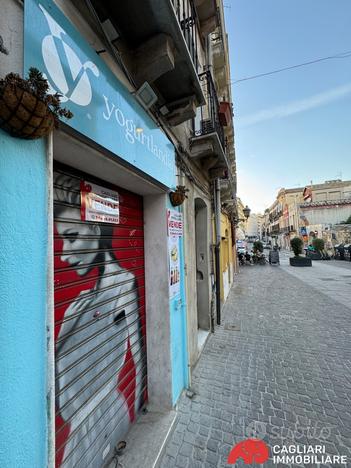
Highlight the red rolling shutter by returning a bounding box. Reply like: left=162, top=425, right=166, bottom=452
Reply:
left=53, top=165, right=147, bottom=467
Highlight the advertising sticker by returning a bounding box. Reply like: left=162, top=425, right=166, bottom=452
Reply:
left=81, top=181, right=119, bottom=224
left=167, top=209, right=183, bottom=298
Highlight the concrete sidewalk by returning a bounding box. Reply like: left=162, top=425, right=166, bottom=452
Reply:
left=159, top=260, right=351, bottom=467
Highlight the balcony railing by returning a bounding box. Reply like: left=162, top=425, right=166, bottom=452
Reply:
left=172, top=0, right=199, bottom=72
left=280, top=227, right=290, bottom=234
left=193, top=71, right=225, bottom=150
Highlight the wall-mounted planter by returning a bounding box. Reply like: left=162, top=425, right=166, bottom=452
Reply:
left=169, top=186, right=189, bottom=207
left=0, top=84, right=55, bottom=139
left=289, top=256, right=312, bottom=267
left=0, top=68, right=72, bottom=140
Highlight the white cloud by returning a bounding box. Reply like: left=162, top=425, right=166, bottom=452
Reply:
left=238, top=82, right=351, bottom=127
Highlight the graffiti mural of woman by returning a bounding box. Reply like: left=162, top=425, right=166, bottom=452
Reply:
left=54, top=172, right=145, bottom=467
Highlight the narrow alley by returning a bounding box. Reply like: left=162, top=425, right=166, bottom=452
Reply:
left=160, top=257, right=351, bottom=467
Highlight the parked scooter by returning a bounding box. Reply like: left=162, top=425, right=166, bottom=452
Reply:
left=238, top=251, right=246, bottom=266
left=252, top=251, right=267, bottom=265
left=258, top=253, right=267, bottom=265
left=238, top=250, right=252, bottom=266
left=245, top=251, right=252, bottom=264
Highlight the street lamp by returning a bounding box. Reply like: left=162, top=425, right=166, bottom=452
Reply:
left=243, top=205, right=251, bottom=220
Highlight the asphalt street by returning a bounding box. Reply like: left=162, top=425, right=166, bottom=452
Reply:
left=159, top=254, right=351, bottom=468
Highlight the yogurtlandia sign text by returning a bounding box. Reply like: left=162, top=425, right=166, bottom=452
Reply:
left=24, top=0, right=175, bottom=188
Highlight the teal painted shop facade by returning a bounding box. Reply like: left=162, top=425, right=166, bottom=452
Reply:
left=0, top=0, right=189, bottom=466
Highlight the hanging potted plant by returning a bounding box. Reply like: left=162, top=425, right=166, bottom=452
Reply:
left=0, top=67, right=73, bottom=139
left=169, top=186, right=189, bottom=207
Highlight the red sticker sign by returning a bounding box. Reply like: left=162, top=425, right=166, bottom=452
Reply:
left=81, top=181, right=119, bottom=224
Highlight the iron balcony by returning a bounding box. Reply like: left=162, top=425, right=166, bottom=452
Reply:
left=189, top=70, right=229, bottom=177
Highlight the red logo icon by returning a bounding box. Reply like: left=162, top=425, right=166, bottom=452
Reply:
left=227, top=439, right=269, bottom=465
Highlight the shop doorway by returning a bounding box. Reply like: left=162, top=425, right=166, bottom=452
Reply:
left=53, top=164, right=147, bottom=467
left=195, top=198, right=210, bottom=343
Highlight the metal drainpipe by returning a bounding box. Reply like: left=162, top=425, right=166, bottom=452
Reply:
left=214, top=178, right=221, bottom=325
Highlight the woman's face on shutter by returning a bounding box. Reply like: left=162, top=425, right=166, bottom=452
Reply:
left=56, top=206, right=101, bottom=276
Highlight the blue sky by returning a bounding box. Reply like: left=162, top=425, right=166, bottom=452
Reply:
left=225, top=0, right=351, bottom=212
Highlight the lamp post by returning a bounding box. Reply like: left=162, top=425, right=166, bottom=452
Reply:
left=234, top=205, right=251, bottom=225
left=234, top=205, right=251, bottom=241
left=243, top=205, right=251, bottom=220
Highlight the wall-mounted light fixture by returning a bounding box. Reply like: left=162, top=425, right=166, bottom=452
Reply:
left=135, top=82, right=158, bottom=110
left=243, top=205, right=251, bottom=220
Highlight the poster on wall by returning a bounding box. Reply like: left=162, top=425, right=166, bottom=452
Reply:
left=167, top=209, right=183, bottom=237
left=81, top=181, right=120, bottom=224
left=169, top=236, right=181, bottom=298
left=167, top=209, right=183, bottom=299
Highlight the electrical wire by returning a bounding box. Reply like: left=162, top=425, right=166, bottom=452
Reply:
left=84, top=0, right=137, bottom=88
left=232, top=49, right=351, bottom=84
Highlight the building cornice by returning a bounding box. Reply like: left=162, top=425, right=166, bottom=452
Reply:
left=300, top=199, right=351, bottom=209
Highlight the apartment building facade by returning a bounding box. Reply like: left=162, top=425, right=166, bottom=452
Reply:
left=263, top=180, right=351, bottom=248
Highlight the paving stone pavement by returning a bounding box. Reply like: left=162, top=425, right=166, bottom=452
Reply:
left=159, top=260, right=351, bottom=468
left=279, top=251, right=351, bottom=311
